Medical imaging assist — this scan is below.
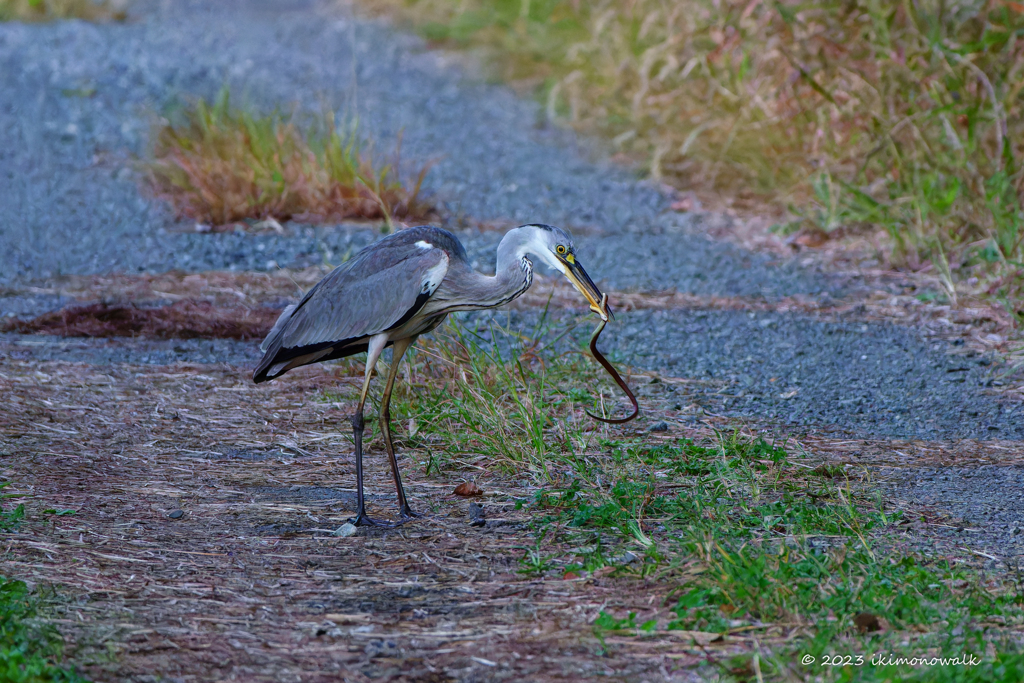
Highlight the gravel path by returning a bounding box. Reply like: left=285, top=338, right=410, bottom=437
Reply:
left=886, top=464, right=1024, bottom=561
left=2, top=0, right=1022, bottom=564
left=0, top=0, right=834, bottom=299
left=459, top=309, right=1023, bottom=440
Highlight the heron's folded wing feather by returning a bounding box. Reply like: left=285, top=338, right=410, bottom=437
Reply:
left=278, top=247, right=448, bottom=350
left=261, top=304, right=296, bottom=353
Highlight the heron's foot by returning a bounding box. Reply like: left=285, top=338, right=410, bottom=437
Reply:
left=399, top=504, right=423, bottom=521
left=347, top=511, right=396, bottom=528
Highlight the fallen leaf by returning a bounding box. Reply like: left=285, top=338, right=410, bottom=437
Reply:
left=794, top=230, right=829, bottom=248
left=454, top=482, right=483, bottom=497
left=854, top=612, right=881, bottom=633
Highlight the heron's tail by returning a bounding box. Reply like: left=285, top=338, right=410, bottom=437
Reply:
left=252, top=305, right=296, bottom=383
left=260, top=304, right=295, bottom=353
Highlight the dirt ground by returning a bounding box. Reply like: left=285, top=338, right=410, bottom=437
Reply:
left=1, top=355, right=733, bottom=682
left=3, top=331, right=1021, bottom=681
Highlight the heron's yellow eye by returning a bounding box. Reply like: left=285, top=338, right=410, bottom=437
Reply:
left=556, top=245, right=566, bottom=255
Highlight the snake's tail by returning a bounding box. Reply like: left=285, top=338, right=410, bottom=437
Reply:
left=584, top=314, right=639, bottom=424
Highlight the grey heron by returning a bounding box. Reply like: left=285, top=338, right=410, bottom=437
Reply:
left=253, top=224, right=623, bottom=527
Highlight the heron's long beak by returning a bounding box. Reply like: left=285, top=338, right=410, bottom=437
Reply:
left=561, top=255, right=610, bottom=321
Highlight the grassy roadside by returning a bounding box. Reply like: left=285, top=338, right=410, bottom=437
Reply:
left=1, top=486, right=88, bottom=683
left=361, top=0, right=1024, bottom=320
left=145, top=88, right=433, bottom=230
left=0, top=0, right=124, bottom=22
left=325, top=319, right=1024, bottom=678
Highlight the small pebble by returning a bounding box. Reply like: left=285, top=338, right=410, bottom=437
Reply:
left=333, top=523, right=358, bottom=537
left=364, top=639, right=398, bottom=659
left=167, top=509, right=184, bottom=519
left=649, top=421, right=669, bottom=432
left=468, top=502, right=486, bottom=527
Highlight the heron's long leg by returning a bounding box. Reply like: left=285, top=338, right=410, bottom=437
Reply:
left=378, top=336, right=420, bottom=520
left=349, top=333, right=389, bottom=527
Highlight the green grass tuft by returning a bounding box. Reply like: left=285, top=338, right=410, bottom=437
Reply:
left=368, top=318, right=610, bottom=478
left=1, top=486, right=86, bottom=682
left=1, top=483, right=26, bottom=532
left=146, top=88, right=433, bottom=230
left=0, top=579, right=87, bottom=683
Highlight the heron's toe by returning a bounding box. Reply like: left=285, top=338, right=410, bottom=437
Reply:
left=398, top=505, right=424, bottom=522
left=348, top=513, right=395, bottom=528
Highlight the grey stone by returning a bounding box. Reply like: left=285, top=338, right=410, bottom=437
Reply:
left=468, top=502, right=486, bottom=527
left=333, top=523, right=359, bottom=537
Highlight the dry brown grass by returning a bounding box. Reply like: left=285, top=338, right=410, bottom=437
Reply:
left=146, top=90, right=434, bottom=228
left=0, top=0, right=125, bottom=21
left=362, top=0, right=1024, bottom=314
left=1, top=301, right=278, bottom=340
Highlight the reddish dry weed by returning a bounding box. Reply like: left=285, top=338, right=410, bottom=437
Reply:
left=3, top=301, right=277, bottom=340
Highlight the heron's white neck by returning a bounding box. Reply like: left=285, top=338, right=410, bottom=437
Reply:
left=482, top=228, right=536, bottom=307
left=425, top=227, right=554, bottom=314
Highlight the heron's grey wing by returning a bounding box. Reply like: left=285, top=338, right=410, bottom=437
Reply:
left=254, top=242, right=449, bottom=381
left=281, top=249, right=448, bottom=349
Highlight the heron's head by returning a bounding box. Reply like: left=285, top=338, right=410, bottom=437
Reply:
left=517, top=224, right=610, bottom=321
